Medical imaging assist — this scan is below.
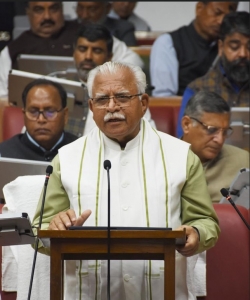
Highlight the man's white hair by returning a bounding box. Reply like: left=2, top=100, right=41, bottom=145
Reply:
left=87, top=61, right=147, bottom=97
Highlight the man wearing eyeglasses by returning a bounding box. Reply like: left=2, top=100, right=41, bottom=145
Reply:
left=33, top=62, right=219, bottom=300
left=0, top=79, right=78, bottom=161
left=181, top=90, right=249, bottom=203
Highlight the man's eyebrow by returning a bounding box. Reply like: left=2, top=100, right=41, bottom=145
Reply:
left=228, top=39, right=240, bottom=44
left=115, top=90, right=130, bottom=94
left=95, top=93, right=108, bottom=97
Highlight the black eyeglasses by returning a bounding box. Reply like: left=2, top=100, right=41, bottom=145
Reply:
left=90, top=93, right=142, bottom=109
left=190, top=117, right=233, bottom=137
left=24, top=108, right=64, bottom=121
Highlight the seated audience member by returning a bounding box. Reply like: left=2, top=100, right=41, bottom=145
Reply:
left=65, top=23, right=155, bottom=137
left=177, top=11, right=250, bottom=137
left=109, top=2, right=151, bottom=31
left=75, top=2, right=137, bottom=47
left=0, top=79, right=77, bottom=161
left=33, top=61, right=219, bottom=300
left=0, top=1, right=79, bottom=97
left=150, top=2, right=238, bottom=97
left=181, top=91, right=249, bottom=203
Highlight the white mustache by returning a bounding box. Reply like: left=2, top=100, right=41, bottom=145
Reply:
left=104, top=112, right=126, bottom=122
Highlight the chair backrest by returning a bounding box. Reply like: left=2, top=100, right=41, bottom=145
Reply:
left=2, top=106, right=24, bottom=141
left=198, top=203, right=250, bottom=300
left=148, top=97, right=181, bottom=136
left=149, top=106, right=180, bottom=136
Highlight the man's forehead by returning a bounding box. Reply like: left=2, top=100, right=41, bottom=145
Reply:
left=77, top=37, right=107, bottom=48
left=28, top=2, right=60, bottom=8
left=224, top=32, right=250, bottom=43
left=78, top=2, right=105, bottom=8
left=200, top=112, right=230, bottom=124
left=92, top=71, right=137, bottom=93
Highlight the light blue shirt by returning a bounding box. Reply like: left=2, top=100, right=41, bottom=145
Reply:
left=150, top=33, right=179, bottom=96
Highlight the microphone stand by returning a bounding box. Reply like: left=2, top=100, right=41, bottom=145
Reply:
left=107, top=166, right=111, bottom=300
left=104, top=160, right=111, bottom=300
left=220, top=188, right=250, bottom=230
left=27, top=166, right=53, bottom=300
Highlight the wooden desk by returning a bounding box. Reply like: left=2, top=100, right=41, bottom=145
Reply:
left=39, top=229, right=185, bottom=300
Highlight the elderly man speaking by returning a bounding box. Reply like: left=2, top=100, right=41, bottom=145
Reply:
left=33, top=62, right=219, bottom=300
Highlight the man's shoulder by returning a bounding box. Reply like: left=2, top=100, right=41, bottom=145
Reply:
left=105, top=16, right=135, bottom=32
left=8, top=30, right=34, bottom=47
left=169, top=22, right=192, bottom=36
left=188, top=65, right=221, bottom=91
left=64, top=20, right=80, bottom=32
left=222, top=144, right=249, bottom=157
left=63, top=131, right=79, bottom=143
left=0, top=134, right=23, bottom=154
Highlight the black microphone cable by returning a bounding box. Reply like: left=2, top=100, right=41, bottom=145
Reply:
left=27, top=165, right=53, bottom=300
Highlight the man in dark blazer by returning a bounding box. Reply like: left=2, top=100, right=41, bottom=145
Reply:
left=75, top=1, right=137, bottom=46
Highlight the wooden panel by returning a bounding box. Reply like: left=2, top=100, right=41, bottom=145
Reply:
left=0, top=101, right=9, bottom=143
left=149, top=96, right=182, bottom=107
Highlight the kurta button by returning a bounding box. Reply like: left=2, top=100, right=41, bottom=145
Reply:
left=124, top=274, right=130, bottom=282
left=122, top=206, right=128, bottom=211
left=122, top=182, right=129, bottom=188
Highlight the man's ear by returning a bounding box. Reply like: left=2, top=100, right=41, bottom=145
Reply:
left=196, top=2, right=205, bottom=17
left=89, top=98, right=93, bottom=112
left=182, top=116, right=192, bottom=134
left=63, top=107, right=69, bottom=125
left=218, top=39, right=223, bottom=57
left=140, top=93, right=149, bottom=116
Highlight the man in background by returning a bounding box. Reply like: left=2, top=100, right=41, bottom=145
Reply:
left=150, top=2, right=238, bottom=97
left=177, top=11, right=249, bottom=137
left=65, top=23, right=154, bottom=137
left=0, top=1, right=79, bottom=97
left=0, top=78, right=77, bottom=161
left=75, top=2, right=137, bottom=46
left=109, top=2, right=151, bottom=31
left=181, top=91, right=249, bottom=202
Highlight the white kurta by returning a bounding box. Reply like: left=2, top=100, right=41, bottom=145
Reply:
left=59, top=120, right=197, bottom=300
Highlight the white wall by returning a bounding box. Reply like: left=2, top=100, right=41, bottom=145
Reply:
left=63, top=1, right=249, bottom=32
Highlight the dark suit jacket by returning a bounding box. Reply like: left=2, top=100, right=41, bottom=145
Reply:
left=103, top=16, right=137, bottom=46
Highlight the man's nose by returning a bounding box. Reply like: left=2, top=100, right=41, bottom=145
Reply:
left=217, top=14, right=225, bottom=25
left=106, top=97, right=120, bottom=112
left=238, top=46, right=248, bottom=59
left=213, top=131, right=225, bottom=145
left=37, top=111, right=47, bottom=122
left=79, top=9, right=90, bottom=20
left=43, top=8, right=52, bottom=20
left=85, top=48, right=93, bottom=60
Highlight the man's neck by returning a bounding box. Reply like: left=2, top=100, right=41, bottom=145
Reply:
left=26, top=131, right=64, bottom=151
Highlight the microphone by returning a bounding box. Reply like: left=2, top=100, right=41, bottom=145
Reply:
left=27, top=165, right=53, bottom=300
left=103, top=160, right=111, bottom=300
left=220, top=188, right=250, bottom=230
